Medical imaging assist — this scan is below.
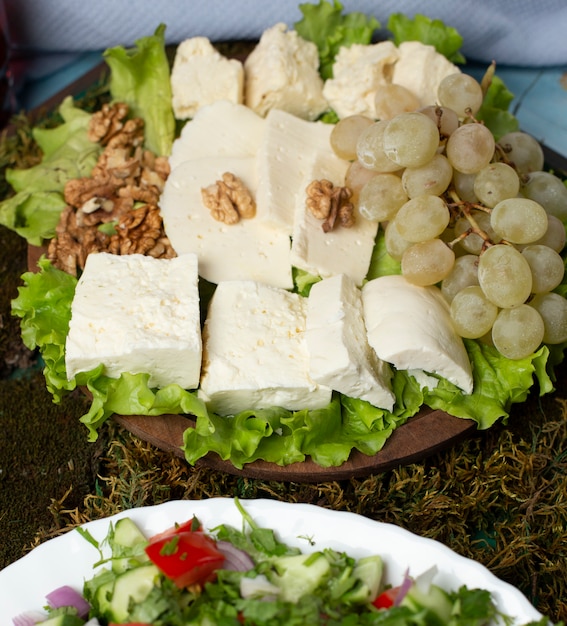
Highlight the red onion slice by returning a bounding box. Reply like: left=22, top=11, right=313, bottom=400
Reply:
left=45, top=585, right=91, bottom=618
left=216, top=540, right=255, bottom=572
left=12, top=612, right=46, bottom=626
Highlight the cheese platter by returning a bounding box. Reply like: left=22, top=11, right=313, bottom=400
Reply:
left=9, top=4, right=567, bottom=482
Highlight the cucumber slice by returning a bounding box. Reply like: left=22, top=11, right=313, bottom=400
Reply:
left=111, top=517, right=150, bottom=573
left=107, top=563, right=160, bottom=622
left=271, top=552, right=331, bottom=603
left=38, top=615, right=85, bottom=626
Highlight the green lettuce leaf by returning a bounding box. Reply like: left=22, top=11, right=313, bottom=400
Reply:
left=365, top=228, right=401, bottom=281
left=476, top=74, right=520, bottom=140
left=295, top=0, right=380, bottom=79
left=104, top=23, right=175, bottom=156
left=0, top=97, right=101, bottom=245
left=387, top=13, right=465, bottom=63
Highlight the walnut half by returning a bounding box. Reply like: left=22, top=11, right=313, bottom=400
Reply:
left=201, top=172, right=256, bottom=225
left=306, top=179, right=355, bottom=233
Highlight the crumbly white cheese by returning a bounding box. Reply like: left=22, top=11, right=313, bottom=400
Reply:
left=306, top=274, right=395, bottom=409
left=255, top=108, right=338, bottom=234
left=199, top=280, right=332, bottom=415
left=65, top=252, right=202, bottom=389
left=159, top=156, right=293, bottom=289
left=391, top=41, right=460, bottom=107
left=362, top=274, right=473, bottom=394
left=290, top=151, right=378, bottom=286
left=244, top=23, right=328, bottom=121
left=171, top=37, right=244, bottom=120
left=168, top=100, right=266, bottom=171
left=322, top=41, right=399, bottom=119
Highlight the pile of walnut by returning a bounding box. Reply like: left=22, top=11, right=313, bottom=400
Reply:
left=306, top=179, right=355, bottom=233
left=47, top=102, right=176, bottom=276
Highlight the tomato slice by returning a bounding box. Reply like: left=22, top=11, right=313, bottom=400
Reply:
left=372, top=586, right=400, bottom=609
left=147, top=515, right=201, bottom=544
left=145, top=523, right=225, bottom=588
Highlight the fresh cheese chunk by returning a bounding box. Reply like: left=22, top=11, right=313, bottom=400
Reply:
left=290, top=151, right=378, bottom=286
left=362, top=274, right=473, bottom=394
left=171, top=37, right=244, bottom=120
left=159, top=156, right=293, bottom=289
left=199, top=280, right=332, bottom=415
left=65, top=252, right=202, bottom=389
left=392, top=41, right=460, bottom=107
left=322, top=41, right=399, bottom=119
left=255, top=108, right=337, bottom=234
left=244, top=23, right=328, bottom=121
left=169, top=100, right=266, bottom=171
left=306, top=274, right=395, bottom=409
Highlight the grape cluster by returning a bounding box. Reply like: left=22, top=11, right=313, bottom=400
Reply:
left=330, top=73, right=567, bottom=359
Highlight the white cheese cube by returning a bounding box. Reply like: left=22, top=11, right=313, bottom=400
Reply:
left=322, top=41, right=399, bottom=119
left=65, top=252, right=202, bottom=389
left=159, top=156, right=293, bottom=289
left=171, top=37, right=244, bottom=120
left=290, top=151, right=378, bottom=286
left=169, top=100, right=266, bottom=171
left=244, top=23, right=328, bottom=121
left=392, top=41, right=460, bottom=107
left=362, top=274, right=473, bottom=394
left=255, top=108, right=337, bottom=234
left=199, top=280, right=332, bottom=415
left=306, top=274, right=395, bottom=410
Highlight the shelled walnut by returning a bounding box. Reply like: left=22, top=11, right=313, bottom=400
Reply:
left=306, top=179, right=355, bottom=232
left=47, top=102, right=174, bottom=275
left=201, top=172, right=256, bottom=224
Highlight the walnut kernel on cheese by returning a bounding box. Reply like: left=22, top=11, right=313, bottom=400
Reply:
left=201, top=172, right=256, bottom=225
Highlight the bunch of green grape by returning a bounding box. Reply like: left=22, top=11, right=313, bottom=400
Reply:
left=330, top=73, right=567, bottom=359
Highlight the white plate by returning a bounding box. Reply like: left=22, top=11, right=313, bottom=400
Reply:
left=0, top=498, right=543, bottom=623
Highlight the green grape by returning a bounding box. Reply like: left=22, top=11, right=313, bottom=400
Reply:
left=331, top=115, right=374, bottom=161
left=384, top=220, right=413, bottom=261
left=441, top=254, right=480, bottom=302
left=394, top=195, right=450, bottom=242
left=419, top=105, right=459, bottom=139
left=401, top=238, right=455, bottom=286
left=477, top=244, right=532, bottom=308
left=454, top=210, right=500, bottom=255
left=496, top=131, right=544, bottom=175
left=356, top=120, right=403, bottom=173
left=521, top=244, right=565, bottom=293
left=446, top=122, right=495, bottom=174
left=401, top=154, right=453, bottom=198
left=452, top=170, right=478, bottom=202
left=437, top=73, right=484, bottom=118
left=358, top=173, right=408, bottom=222
left=450, top=285, right=498, bottom=338
left=520, top=171, right=567, bottom=222
left=529, top=292, right=567, bottom=344
left=490, top=197, right=549, bottom=244
left=523, top=214, right=566, bottom=253
left=473, top=162, right=520, bottom=208
left=345, top=160, right=379, bottom=206
left=374, top=84, right=420, bottom=121
left=492, top=305, right=545, bottom=359
left=382, top=112, right=440, bottom=168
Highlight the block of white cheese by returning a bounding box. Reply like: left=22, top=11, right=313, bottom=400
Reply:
left=199, top=280, right=332, bottom=415
left=170, top=37, right=244, bottom=120
left=290, top=151, right=378, bottom=286
left=322, top=41, right=399, bottom=119
left=392, top=41, right=460, bottom=107
left=169, top=100, right=266, bottom=171
left=159, top=156, right=293, bottom=289
left=65, top=252, right=202, bottom=389
left=244, top=23, right=328, bottom=121
left=306, top=274, right=395, bottom=410
left=362, top=274, right=473, bottom=394
left=255, top=108, right=338, bottom=235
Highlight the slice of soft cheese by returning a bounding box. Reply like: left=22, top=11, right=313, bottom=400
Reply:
left=255, top=108, right=337, bottom=234
left=169, top=100, right=266, bottom=171
left=159, top=156, right=293, bottom=289
left=65, top=252, right=202, bottom=389
left=170, top=38, right=244, bottom=120
left=199, top=280, right=332, bottom=415
left=290, top=151, right=379, bottom=286
left=362, top=274, right=473, bottom=394
left=306, top=274, right=395, bottom=410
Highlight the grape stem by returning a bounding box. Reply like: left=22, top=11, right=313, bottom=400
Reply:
left=446, top=189, right=494, bottom=251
